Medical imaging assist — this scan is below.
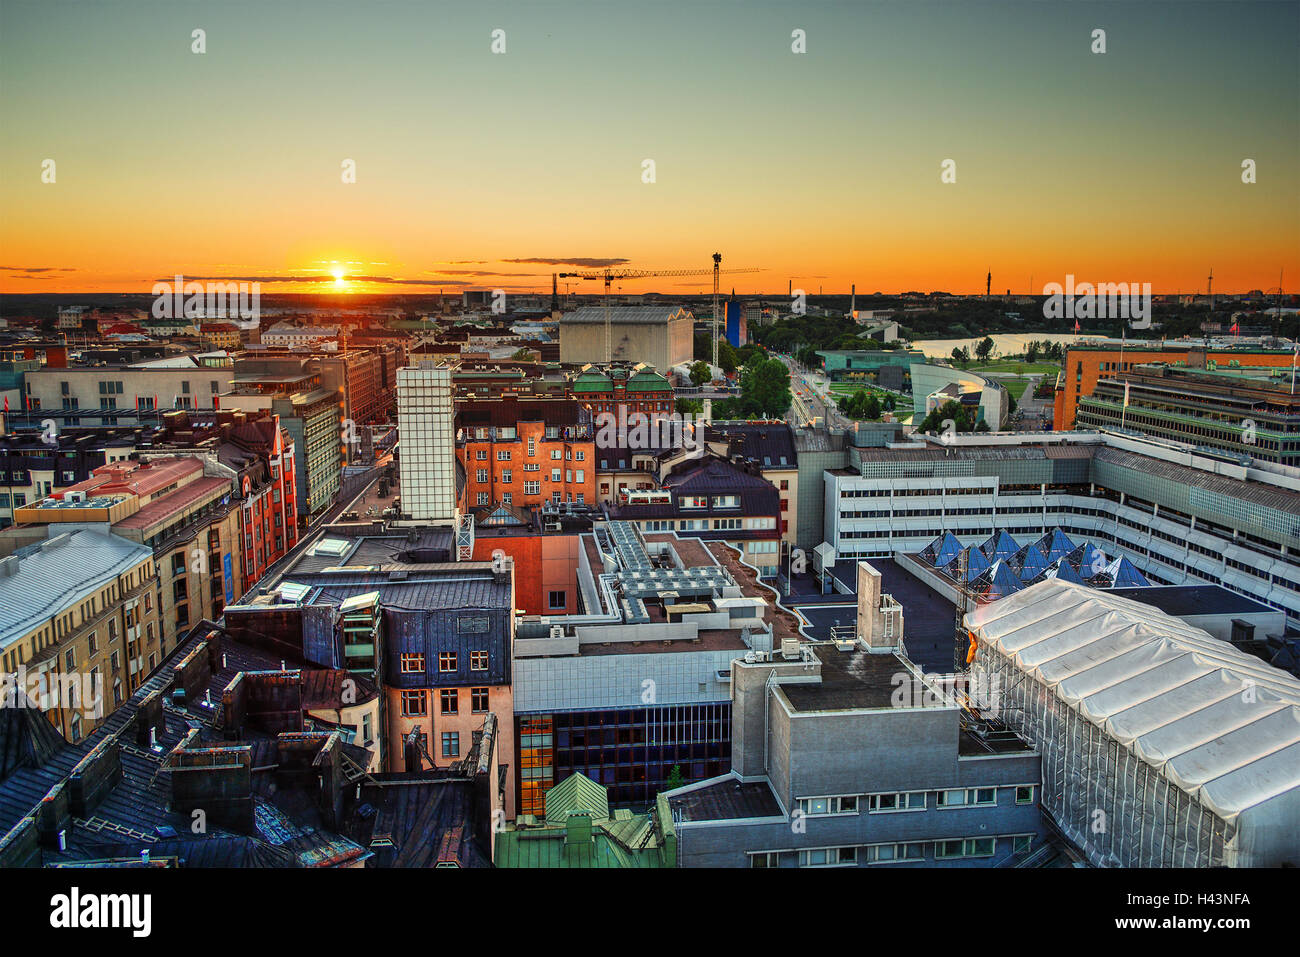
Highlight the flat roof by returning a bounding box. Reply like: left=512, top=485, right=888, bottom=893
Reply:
left=780, top=646, right=939, bottom=713
left=667, top=776, right=783, bottom=823
left=1110, top=585, right=1277, bottom=620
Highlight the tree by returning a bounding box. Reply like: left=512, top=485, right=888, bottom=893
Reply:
left=734, top=357, right=791, bottom=418
left=510, top=347, right=535, bottom=361
left=688, top=360, right=713, bottom=387
left=975, top=336, right=995, bottom=362
left=717, top=340, right=739, bottom=375
left=918, top=398, right=980, bottom=435
left=665, top=764, right=686, bottom=791
left=883, top=394, right=896, bottom=412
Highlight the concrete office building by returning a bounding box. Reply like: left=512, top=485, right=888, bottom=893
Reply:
left=511, top=521, right=799, bottom=814
left=822, top=431, right=1300, bottom=628
left=1054, top=341, right=1297, bottom=430
left=397, top=362, right=457, bottom=523
left=559, top=307, right=694, bottom=372
left=666, top=562, right=1046, bottom=868
left=22, top=358, right=228, bottom=427
left=1076, top=363, right=1300, bottom=467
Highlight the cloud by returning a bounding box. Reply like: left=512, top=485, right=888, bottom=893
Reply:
left=0, top=266, right=77, bottom=273
left=153, top=274, right=478, bottom=287
left=502, top=257, right=631, bottom=269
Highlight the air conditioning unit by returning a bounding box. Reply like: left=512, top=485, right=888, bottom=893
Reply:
left=66, top=491, right=86, bottom=503
left=549, top=625, right=565, bottom=640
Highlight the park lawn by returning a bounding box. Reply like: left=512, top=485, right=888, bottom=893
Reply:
left=1002, top=378, right=1031, bottom=400
left=968, top=361, right=1060, bottom=374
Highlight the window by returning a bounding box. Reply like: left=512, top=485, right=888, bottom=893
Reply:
left=500, top=470, right=511, bottom=484
left=524, top=481, right=540, bottom=495
left=547, top=590, right=567, bottom=611
left=87, top=632, right=97, bottom=656
left=471, top=687, right=489, bottom=713
left=441, top=731, right=459, bottom=757
left=458, top=616, right=489, bottom=635
left=439, top=651, right=458, bottom=672
left=470, top=650, right=488, bottom=671
left=475, top=449, right=488, bottom=460
left=440, top=689, right=458, bottom=715
left=868, top=791, right=925, bottom=812
left=800, top=846, right=857, bottom=867
left=476, top=469, right=489, bottom=483
left=1013, top=835, right=1033, bottom=854
left=64, top=648, right=76, bottom=671
left=400, top=653, right=425, bottom=673
left=477, top=492, right=489, bottom=506
left=864, top=843, right=925, bottom=864
left=496, top=450, right=511, bottom=461
left=936, top=838, right=997, bottom=860
left=1015, top=785, right=1035, bottom=805
left=551, top=468, right=562, bottom=482
left=798, top=795, right=858, bottom=816
left=550, top=449, right=561, bottom=460
left=749, top=852, right=783, bottom=868
left=401, top=691, right=427, bottom=716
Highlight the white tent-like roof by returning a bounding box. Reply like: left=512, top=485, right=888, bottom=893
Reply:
left=965, top=580, right=1300, bottom=829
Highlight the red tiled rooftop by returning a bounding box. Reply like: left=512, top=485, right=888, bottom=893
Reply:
left=113, top=475, right=231, bottom=530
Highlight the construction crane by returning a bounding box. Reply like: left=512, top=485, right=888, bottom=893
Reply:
left=557, top=258, right=761, bottom=366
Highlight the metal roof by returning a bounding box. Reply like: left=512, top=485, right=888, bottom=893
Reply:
left=966, top=580, right=1300, bottom=821
left=0, top=530, right=154, bottom=647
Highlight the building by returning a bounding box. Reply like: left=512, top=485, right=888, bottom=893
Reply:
left=224, top=359, right=340, bottom=520
left=0, top=430, right=135, bottom=529
left=1054, top=341, right=1297, bottom=431
left=815, top=349, right=926, bottom=391
left=559, top=306, right=694, bottom=371
left=1076, top=363, right=1300, bottom=467
left=910, top=362, right=1009, bottom=430
left=967, top=579, right=1300, bottom=867
left=200, top=322, right=242, bottom=352
left=494, top=772, right=677, bottom=867
left=820, top=431, right=1300, bottom=629
left=261, top=323, right=340, bottom=349
left=396, top=362, right=457, bottom=523
left=605, top=456, right=782, bottom=576
left=666, top=562, right=1047, bottom=868
left=568, top=365, right=675, bottom=418
left=21, top=358, right=228, bottom=427
left=149, top=410, right=300, bottom=592
left=0, top=622, right=498, bottom=867
left=224, top=534, right=518, bottom=816
left=0, top=527, right=161, bottom=742
left=511, top=523, right=798, bottom=814
left=457, top=397, right=596, bottom=511
left=15, top=455, right=244, bottom=649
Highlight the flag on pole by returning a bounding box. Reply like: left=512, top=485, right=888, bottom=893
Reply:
left=1073, top=319, right=1080, bottom=333
left=1230, top=320, right=1240, bottom=335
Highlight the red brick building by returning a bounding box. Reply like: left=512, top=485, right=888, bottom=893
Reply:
left=456, top=398, right=596, bottom=510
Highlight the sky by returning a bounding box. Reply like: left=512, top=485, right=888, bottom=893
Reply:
left=1, top=0, right=1297, bottom=296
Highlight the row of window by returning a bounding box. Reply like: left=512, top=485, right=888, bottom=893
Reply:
left=400, top=687, right=491, bottom=716
left=399, top=650, right=490, bottom=673
left=752, top=834, right=1034, bottom=867
left=797, top=785, right=1036, bottom=817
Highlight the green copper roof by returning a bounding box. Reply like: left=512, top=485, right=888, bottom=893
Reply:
left=494, top=773, right=676, bottom=867
left=545, top=772, right=609, bottom=825
left=626, top=370, right=672, bottom=392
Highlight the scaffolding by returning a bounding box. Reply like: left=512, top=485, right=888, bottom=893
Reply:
left=967, top=580, right=1300, bottom=867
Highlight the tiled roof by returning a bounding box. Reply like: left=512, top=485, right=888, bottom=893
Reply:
left=113, top=475, right=232, bottom=531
